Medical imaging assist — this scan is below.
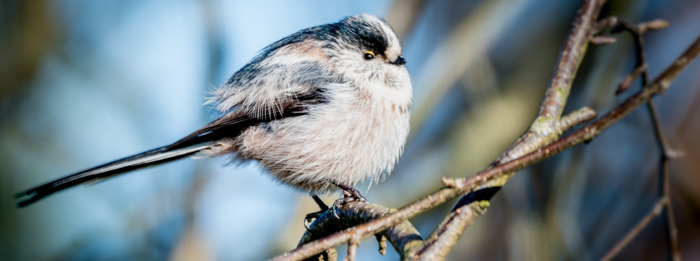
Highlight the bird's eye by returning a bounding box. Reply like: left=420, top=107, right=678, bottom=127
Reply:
left=363, top=51, right=375, bottom=60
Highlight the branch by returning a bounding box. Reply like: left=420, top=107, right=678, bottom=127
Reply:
left=591, top=16, right=681, bottom=261
left=416, top=0, right=607, bottom=255
left=600, top=198, right=667, bottom=261
left=272, top=31, right=700, bottom=261
left=293, top=202, right=422, bottom=260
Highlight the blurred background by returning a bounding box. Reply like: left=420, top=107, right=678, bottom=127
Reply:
left=1, top=0, right=699, bottom=260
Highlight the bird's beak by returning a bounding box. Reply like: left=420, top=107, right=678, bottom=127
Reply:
left=390, top=56, right=406, bottom=65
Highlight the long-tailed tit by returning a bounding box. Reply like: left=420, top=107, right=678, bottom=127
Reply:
left=16, top=14, right=411, bottom=207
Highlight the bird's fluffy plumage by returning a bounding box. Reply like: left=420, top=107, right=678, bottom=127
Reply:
left=16, top=13, right=412, bottom=206
left=206, top=14, right=412, bottom=192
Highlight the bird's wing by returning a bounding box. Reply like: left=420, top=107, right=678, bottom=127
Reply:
left=210, top=38, right=341, bottom=119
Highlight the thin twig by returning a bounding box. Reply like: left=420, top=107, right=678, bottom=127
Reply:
left=646, top=46, right=682, bottom=261
left=594, top=16, right=681, bottom=261
left=555, top=107, right=599, bottom=135
left=617, top=64, right=647, bottom=94
left=600, top=198, right=668, bottom=261
left=660, top=147, right=681, bottom=261
left=375, top=234, right=387, bottom=256
left=346, top=236, right=359, bottom=261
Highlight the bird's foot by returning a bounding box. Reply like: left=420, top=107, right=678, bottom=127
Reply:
left=332, top=182, right=366, bottom=205
left=303, top=184, right=368, bottom=229
left=304, top=195, right=330, bottom=229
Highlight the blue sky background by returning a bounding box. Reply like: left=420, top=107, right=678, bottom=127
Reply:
left=2, top=0, right=700, bottom=260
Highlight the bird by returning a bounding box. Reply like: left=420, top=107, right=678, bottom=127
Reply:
left=15, top=13, right=412, bottom=208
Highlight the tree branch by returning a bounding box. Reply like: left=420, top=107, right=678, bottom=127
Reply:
left=292, top=202, right=422, bottom=261
left=273, top=31, right=700, bottom=261
left=271, top=1, right=700, bottom=259
left=416, top=0, right=607, bottom=255
left=600, top=198, right=667, bottom=261
left=591, top=16, right=681, bottom=261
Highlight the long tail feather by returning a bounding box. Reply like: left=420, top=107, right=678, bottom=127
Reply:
left=14, top=97, right=314, bottom=208
left=15, top=142, right=213, bottom=207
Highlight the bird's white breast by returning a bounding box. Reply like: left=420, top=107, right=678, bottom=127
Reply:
left=234, top=78, right=411, bottom=192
